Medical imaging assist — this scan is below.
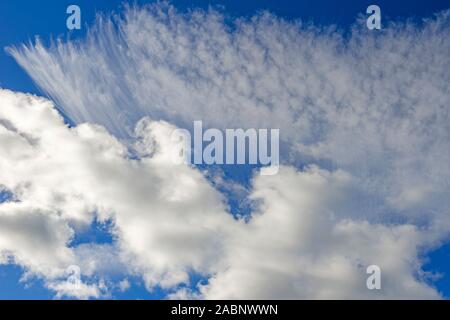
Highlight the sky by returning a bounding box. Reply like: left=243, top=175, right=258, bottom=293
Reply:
left=0, top=0, right=449, bottom=299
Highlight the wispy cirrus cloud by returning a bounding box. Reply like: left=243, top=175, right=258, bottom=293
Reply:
left=8, top=4, right=450, bottom=223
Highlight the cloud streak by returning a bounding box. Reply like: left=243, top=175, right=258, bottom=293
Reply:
left=8, top=4, right=450, bottom=223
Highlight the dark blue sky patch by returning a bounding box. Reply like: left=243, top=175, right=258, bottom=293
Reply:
left=0, top=189, right=13, bottom=203
left=0, top=264, right=53, bottom=299
left=422, top=241, right=450, bottom=299
left=69, top=218, right=115, bottom=247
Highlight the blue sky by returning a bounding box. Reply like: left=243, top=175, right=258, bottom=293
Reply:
left=0, top=0, right=449, bottom=299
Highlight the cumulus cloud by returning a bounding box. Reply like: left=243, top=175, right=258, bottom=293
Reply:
left=199, top=167, right=440, bottom=299
left=48, top=276, right=105, bottom=300
left=2, top=2, right=450, bottom=299
left=0, top=88, right=234, bottom=297
left=0, top=89, right=441, bottom=299
left=0, top=202, right=74, bottom=277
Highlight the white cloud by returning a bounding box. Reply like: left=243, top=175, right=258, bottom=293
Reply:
left=0, top=89, right=443, bottom=298
left=118, top=279, right=130, bottom=292
left=8, top=4, right=450, bottom=227
left=1, top=3, right=450, bottom=299
left=48, top=276, right=105, bottom=300
left=0, top=202, right=74, bottom=278
left=199, top=166, right=439, bottom=299
left=0, top=88, right=234, bottom=296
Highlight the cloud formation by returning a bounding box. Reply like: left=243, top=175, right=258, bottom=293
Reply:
left=0, top=89, right=235, bottom=297
left=2, top=3, right=450, bottom=298
left=9, top=4, right=450, bottom=225
left=199, top=167, right=439, bottom=299
left=0, top=89, right=443, bottom=299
